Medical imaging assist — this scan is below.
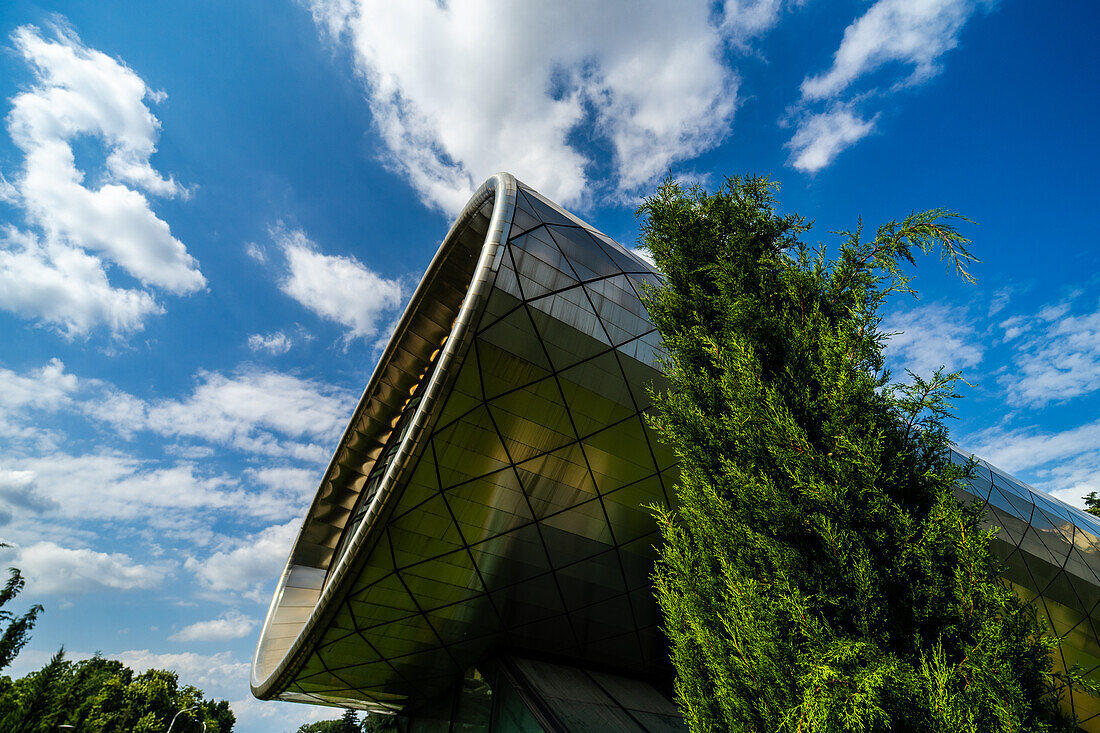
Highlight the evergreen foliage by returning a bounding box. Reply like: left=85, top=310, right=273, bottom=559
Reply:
left=639, top=175, right=1086, bottom=732
left=0, top=651, right=234, bottom=732
left=1083, top=491, right=1100, bottom=518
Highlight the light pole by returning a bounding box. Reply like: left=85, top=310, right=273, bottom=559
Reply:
left=167, top=705, right=199, bottom=733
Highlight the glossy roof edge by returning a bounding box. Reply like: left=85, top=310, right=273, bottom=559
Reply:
left=251, top=173, right=518, bottom=700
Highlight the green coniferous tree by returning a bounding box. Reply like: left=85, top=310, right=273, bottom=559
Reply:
left=640, top=175, right=1082, bottom=732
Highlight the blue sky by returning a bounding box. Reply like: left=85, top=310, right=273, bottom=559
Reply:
left=0, top=1, right=1096, bottom=730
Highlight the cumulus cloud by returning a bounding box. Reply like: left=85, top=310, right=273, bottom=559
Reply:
left=139, top=369, right=351, bottom=459
left=787, top=0, right=992, bottom=173
left=881, top=302, right=983, bottom=378
left=169, top=609, right=256, bottom=642
left=2, top=541, right=170, bottom=596
left=248, top=331, right=293, bottom=354
left=186, top=520, right=299, bottom=603
left=786, top=105, right=876, bottom=174
left=274, top=226, right=404, bottom=342
left=0, top=23, right=202, bottom=335
left=998, top=299, right=1100, bottom=408
left=303, top=0, right=759, bottom=213
left=113, top=649, right=249, bottom=691
left=0, top=357, right=78, bottom=441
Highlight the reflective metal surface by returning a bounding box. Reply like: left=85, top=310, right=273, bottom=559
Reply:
left=253, top=174, right=1100, bottom=729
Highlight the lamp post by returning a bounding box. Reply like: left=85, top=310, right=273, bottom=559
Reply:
left=167, top=705, right=199, bottom=733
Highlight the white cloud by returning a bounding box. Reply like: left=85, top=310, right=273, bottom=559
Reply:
left=987, top=286, right=1011, bottom=317
left=113, top=649, right=250, bottom=691
left=275, top=226, right=403, bottom=342
left=881, top=302, right=983, bottom=377
left=10, top=453, right=245, bottom=524
left=248, top=331, right=293, bottom=354
left=995, top=299, right=1100, bottom=408
left=304, top=0, right=750, bottom=213
left=0, top=468, right=60, bottom=526
left=186, top=520, right=299, bottom=603
left=800, top=0, right=988, bottom=102
left=0, top=24, right=201, bottom=335
left=169, top=609, right=257, bottom=642
left=140, top=369, right=351, bottom=459
left=2, top=541, right=170, bottom=596
left=244, top=465, right=318, bottom=500
left=0, top=356, right=81, bottom=444
left=0, top=360, right=342, bottom=526
left=787, top=0, right=991, bottom=173
left=786, top=105, right=876, bottom=174
left=0, top=227, right=164, bottom=337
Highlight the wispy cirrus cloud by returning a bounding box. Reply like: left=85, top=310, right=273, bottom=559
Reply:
left=998, top=298, right=1100, bottom=408
left=787, top=0, right=993, bottom=173
left=881, top=302, right=984, bottom=378
left=0, top=24, right=203, bottom=336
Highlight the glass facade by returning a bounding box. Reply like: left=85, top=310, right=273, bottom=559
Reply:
left=253, top=174, right=1100, bottom=730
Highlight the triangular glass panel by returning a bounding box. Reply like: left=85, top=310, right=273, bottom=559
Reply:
left=603, top=474, right=665, bottom=545
left=509, top=246, right=578, bottom=302
left=541, top=491, right=613, bottom=548
left=510, top=225, right=571, bottom=275
left=488, top=378, right=575, bottom=464
left=507, top=612, right=579, bottom=660
left=475, top=322, right=552, bottom=399
left=398, top=547, right=485, bottom=610
left=547, top=225, right=620, bottom=281
left=476, top=285, right=523, bottom=333
left=571, top=592, right=636, bottom=645
left=444, top=468, right=535, bottom=546
left=387, top=494, right=466, bottom=567
left=557, top=349, right=636, bottom=439
left=514, top=442, right=596, bottom=520
left=508, top=194, right=542, bottom=239
left=431, top=346, right=483, bottom=432
left=468, top=522, right=551, bottom=590
left=583, top=415, right=658, bottom=493
left=591, top=230, right=655, bottom=274
left=552, top=545, right=625, bottom=608
left=490, top=246, right=525, bottom=301
left=490, top=572, right=568, bottom=629
left=519, top=188, right=577, bottom=228
left=617, top=343, right=665, bottom=412
left=526, top=292, right=611, bottom=371
left=390, top=449, right=440, bottom=517
left=431, top=404, right=512, bottom=489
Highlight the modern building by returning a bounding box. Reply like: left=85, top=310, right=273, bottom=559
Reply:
left=252, top=174, right=1100, bottom=731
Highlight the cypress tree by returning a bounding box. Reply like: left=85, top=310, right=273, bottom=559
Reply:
left=640, top=175, right=1083, bottom=732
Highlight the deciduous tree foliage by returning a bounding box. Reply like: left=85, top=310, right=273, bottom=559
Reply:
left=640, top=175, right=1083, bottom=732
left=0, top=651, right=234, bottom=733
left=0, top=546, right=41, bottom=673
